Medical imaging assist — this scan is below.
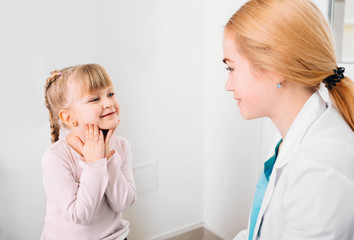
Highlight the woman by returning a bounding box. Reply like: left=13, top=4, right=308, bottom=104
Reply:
left=222, top=0, right=354, bottom=239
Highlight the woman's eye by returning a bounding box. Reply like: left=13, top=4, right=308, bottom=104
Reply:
left=226, top=66, right=234, bottom=72
left=108, top=92, right=115, bottom=97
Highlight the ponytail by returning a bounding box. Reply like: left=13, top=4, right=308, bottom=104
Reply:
left=48, top=112, right=61, bottom=143
left=328, top=76, right=354, bottom=131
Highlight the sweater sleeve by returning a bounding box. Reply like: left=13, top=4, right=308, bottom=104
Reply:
left=42, top=150, right=109, bottom=226
left=105, top=137, right=137, bottom=213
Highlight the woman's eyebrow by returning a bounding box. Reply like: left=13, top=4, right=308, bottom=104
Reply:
left=223, top=58, right=232, bottom=64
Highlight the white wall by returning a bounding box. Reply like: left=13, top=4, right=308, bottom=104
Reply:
left=0, top=0, right=204, bottom=239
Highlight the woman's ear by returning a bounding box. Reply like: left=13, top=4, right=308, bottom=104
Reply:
left=59, top=110, right=77, bottom=128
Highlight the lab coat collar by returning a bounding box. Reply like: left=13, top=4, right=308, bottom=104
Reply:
left=252, top=91, right=327, bottom=240
left=275, top=91, right=327, bottom=169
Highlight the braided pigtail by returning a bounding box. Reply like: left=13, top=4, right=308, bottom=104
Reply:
left=48, top=108, right=61, bottom=143
left=44, top=70, right=64, bottom=143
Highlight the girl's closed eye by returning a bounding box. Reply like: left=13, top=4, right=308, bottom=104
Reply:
left=89, top=97, right=100, bottom=103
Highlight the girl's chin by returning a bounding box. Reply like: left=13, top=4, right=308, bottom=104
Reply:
left=98, top=121, right=119, bottom=131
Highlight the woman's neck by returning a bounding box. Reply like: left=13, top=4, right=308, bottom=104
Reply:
left=270, top=86, right=313, bottom=139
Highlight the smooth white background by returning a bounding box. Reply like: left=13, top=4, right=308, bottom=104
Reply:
left=0, top=0, right=352, bottom=239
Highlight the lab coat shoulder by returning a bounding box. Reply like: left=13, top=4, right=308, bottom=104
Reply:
left=279, top=105, right=354, bottom=239
left=295, top=104, right=354, bottom=180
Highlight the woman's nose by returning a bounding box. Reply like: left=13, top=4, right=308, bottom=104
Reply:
left=225, top=76, right=234, bottom=91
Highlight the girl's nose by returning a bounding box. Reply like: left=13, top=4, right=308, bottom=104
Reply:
left=103, top=98, right=113, bottom=109
left=225, top=76, right=234, bottom=91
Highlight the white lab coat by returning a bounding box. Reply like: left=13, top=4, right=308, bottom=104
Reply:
left=234, top=92, right=354, bottom=240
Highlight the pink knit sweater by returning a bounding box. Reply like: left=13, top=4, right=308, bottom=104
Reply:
left=41, top=135, right=136, bottom=240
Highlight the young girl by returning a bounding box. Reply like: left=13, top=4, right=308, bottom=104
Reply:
left=223, top=0, right=354, bottom=239
left=42, top=63, right=136, bottom=240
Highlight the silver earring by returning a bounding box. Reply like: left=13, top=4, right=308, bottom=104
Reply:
left=277, top=80, right=282, bottom=88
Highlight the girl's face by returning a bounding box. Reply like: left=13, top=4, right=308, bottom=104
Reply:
left=222, top=33, right=280, bottom=120
left=70, top=83, right=120, bottom=131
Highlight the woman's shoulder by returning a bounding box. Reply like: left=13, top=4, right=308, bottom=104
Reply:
left=291, top=110, right=354, bottom=178
left=289, top=104, right=354, bottom=176
left=313, top=104, right=354, bottom=133
left=304, top=103, right=354, bottom=147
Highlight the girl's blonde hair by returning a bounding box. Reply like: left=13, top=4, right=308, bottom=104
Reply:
left=44, top=63, right=113, bottom=143
left=225, top=0, right=354, bottom=131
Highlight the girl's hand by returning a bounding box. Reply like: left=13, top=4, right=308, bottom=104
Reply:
left=76, top=124, right=105, bottom=163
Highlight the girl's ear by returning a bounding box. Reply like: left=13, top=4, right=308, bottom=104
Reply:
left=59, top=110, right=77, bottom=128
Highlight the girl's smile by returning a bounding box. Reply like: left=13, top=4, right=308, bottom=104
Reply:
left=100, top=111, right=116, bottom=118
left=67, top=84, right=120, bottom=133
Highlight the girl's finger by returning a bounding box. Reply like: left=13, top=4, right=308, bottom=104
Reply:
left=111, top=125, right=118, bottom=137
left=89, top=124, right=94, bottom=140
left=93, top=124, right=99, bottom=142
left=99, top=129, right=104, bottom=143
left=85, top=124, right=90, bottom=142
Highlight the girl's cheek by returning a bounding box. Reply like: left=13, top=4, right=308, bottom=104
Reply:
left=115, top=104, right=120, bottom=115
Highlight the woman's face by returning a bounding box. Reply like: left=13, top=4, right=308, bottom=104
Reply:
left=222, top=33, right=280, bottom=120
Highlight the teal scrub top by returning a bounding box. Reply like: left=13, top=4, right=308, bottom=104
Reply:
left=248, top=140, right=282, bottom=240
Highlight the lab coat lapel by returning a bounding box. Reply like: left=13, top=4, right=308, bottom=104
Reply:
left=251, top=92, right=327, bottom=240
